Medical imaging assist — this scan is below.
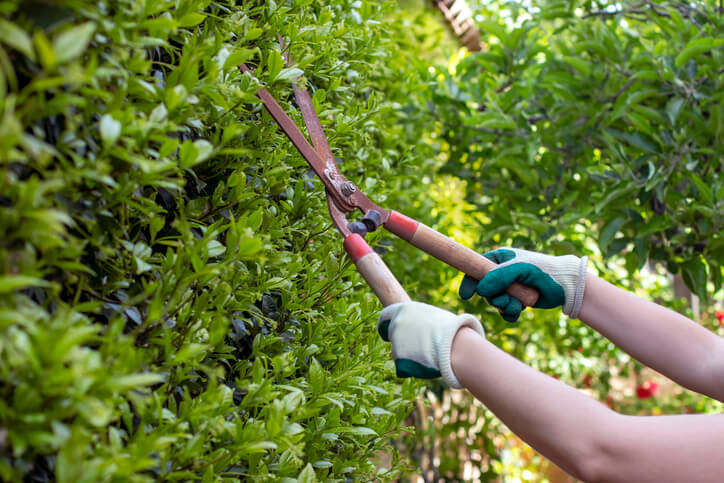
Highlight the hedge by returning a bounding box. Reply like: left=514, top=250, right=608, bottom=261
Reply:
left=0, top=1, right=443, bottom=480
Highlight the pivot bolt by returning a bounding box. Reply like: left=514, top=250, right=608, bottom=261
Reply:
left=341, top=181, right=356, bottom=196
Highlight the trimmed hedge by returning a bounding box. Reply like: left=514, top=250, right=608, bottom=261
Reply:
left=0, top=1, right=440, bottom=480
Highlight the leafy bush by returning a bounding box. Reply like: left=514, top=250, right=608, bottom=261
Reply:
left=0, top=1, right=441, bottom=480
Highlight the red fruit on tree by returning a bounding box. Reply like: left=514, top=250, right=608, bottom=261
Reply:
left=582, top=374, right=592, bottom=387
left=715, top=310, right=724, bottom=323
left=636, top=380, right=659, bottom=399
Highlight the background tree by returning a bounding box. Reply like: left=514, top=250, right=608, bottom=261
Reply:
left=398, top=0, right=724, bottom=479
left=428, top=0, right=723, bottom=301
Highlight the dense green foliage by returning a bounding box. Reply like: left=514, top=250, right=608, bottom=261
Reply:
left=0, top=1, right=441, bottom=480
left=430, top=0, right=724, bottom=301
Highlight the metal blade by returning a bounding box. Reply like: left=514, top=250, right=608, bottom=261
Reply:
left=293, top=84, right=335, bottom=166
left=239, top=64, right=330, bottom=185
left=327, top=191, right=351, bottom=236
left=238, top=63, right=388, bottom=223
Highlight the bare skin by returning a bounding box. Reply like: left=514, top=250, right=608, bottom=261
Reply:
left=579, top=274, right=724, bottom=401
left=451, top=273, right=724, bottom=482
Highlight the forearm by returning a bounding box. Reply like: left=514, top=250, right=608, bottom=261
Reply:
left=451, top=327, right=615, bottom=481
left=578, top=274, right=724, bottom=401
left=452, top=327, right=724, bottom=482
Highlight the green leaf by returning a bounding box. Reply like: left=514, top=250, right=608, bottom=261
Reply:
left=297, top=463, right=316, bottom=483
left=150, top=104, right=168, bottom=123
left=241, top=441, right=277, bottom=454
left=179, top=139, right=213, bottom=168
left=99, top=114, right=121, bottom=146
left=159, top=137, right=179, bottom=158
left=194, top=140, right=213, bottom=163
left=562, top=56, right=590, bottom=75
left=606, top=128, right=658, bottom=153
left=274, top=67, right=303, bottom=83
left=207, top=240, right=226, bottom=258
left=0, top=275, right=50, bottom=294
left=105, top=373, right=165, bottom=391
left=245, top=28, right=263, bottom=41
left=681, top=256, right=708, bottom=301
left=267, top=50, right=283, bottom=81
left=599, top=217, right=625, bottom=255
left=53, top=22, right=96, bottom=63
left=595, top=185, right=635, bottom=214
left=335, top=426, right=378, bottom=436
left=237, top=237, right=262, bottom=257
left=475, top=111, right=516, bottom=130
left=224, top=48, right=255, bottom=70
left=675, top=37, right=724, bottom=68
left=634, top=236, right=649, bottom=270
left=0, top=19, right=35, bottom=60
left=248, top=208, right=263, bottom=232
left=178, top=13, right=206, bottom=27
left=371, top=407, right=393, bottom=416
left=309, top=357, right=325, bottom=393
left=33, top=31, right=56, bottom=69
left=689, top=174, right=712, bottom=203
left=666, top=97, right=685, bottom=125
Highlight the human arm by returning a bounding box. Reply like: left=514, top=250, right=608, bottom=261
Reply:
left=451, top=326, right=724, bottom=483
left=461, top=248, right=724, bottom=402
left=578, top=273, right=724, bottom=402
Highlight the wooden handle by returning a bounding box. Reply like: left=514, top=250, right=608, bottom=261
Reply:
left=385, top=211, right=540, bottom=307
left=344, top=234, right=411, bottom=306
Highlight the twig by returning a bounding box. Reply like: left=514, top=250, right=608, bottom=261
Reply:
left=582, top=8, right=650, bottom=19
left=609, top=78, right=637, bottom=103
left=300, top=223, right=333, bottom=252
left=86, top=289, right=122, bottom=305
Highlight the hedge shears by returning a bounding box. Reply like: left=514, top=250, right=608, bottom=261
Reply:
left=239, top=49, right=539, bottom=308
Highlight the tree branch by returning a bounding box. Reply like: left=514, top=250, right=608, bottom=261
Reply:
left=428, top=107, right=527, bottom=138
left=608, top=78, right=637, bottom=103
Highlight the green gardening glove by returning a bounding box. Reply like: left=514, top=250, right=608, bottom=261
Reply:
left=377, top=301, right=485, bottom=389
left=459, top=248, right=588, bottom=322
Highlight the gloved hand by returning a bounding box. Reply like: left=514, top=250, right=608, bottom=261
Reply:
left=459, top=248, right=588, bottom=322
left=377, top=301, right=485, bottom=389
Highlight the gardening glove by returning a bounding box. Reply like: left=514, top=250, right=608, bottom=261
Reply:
left=459, top=248, right=588, bottom=322
left=377, top=301, right=485, bottom=389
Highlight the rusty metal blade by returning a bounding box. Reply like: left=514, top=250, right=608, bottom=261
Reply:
left=238, top=62, right=387, bottom=221
left=278, top=35, right=336, bottom=168
left=327, top=191, right=351, bottom=236
left=239, top=64, right=331, bottom=185
left=293, top=85, right=334, bottom=165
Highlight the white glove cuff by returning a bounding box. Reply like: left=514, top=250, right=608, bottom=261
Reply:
left=438, top=314, right=485, bottom=389
left=569, top=255, right=588, bottom=318
left=560, top=255, right=588, bottom=318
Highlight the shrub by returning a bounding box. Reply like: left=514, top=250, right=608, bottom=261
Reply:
left=0, top=1, right=439, bottom=480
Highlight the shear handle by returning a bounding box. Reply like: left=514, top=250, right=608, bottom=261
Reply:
left=344, top=234, right=410, bottom=306
left=384, top=211, right=540, bottom=308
